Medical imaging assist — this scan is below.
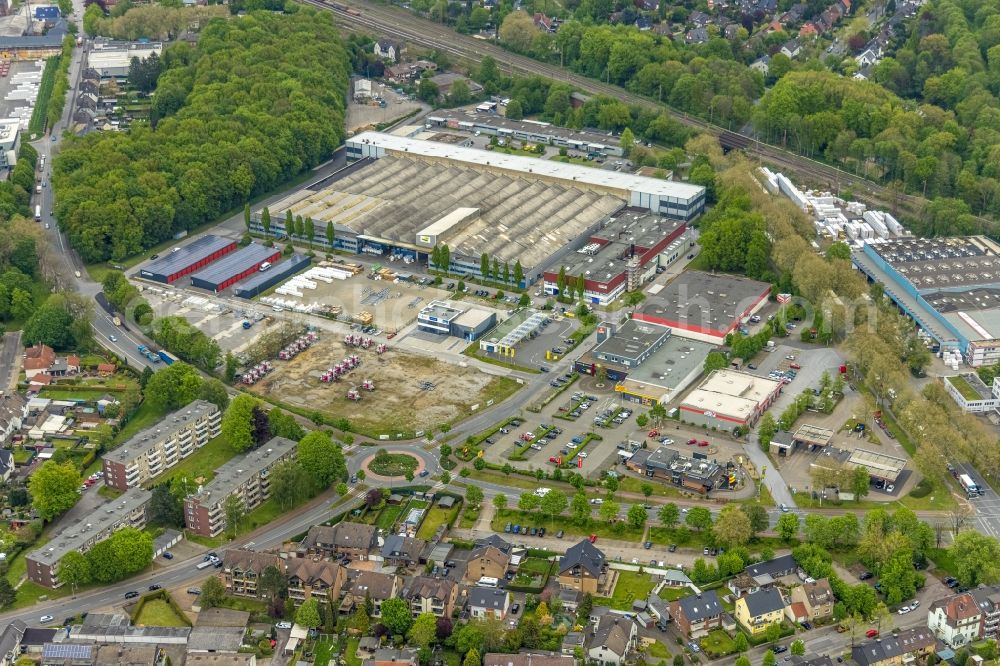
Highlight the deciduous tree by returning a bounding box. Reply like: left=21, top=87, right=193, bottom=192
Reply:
left=28, top=460, right=81, bottom=520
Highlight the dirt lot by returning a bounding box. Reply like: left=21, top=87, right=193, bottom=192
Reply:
left=346, top=85, right=426, bottom=133
left=247, top=336, right=520, bottom=437
left=266, top=273, right=452, bottom=334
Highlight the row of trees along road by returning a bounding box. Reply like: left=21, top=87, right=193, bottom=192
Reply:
left=52, top=9, right=350, bottom=262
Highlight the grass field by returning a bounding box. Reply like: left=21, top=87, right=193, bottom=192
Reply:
left=135, top=598, right=189, bottom=627
left=344, top=638, right=361, bottom=666
left=112, top=401, right=168, bottom=448
left=646, top=641, right=672, bottom=659
left=375, top=504, right=405, bottom=531
left=467, top=470, right=552, bottom=491
left=596, top=570, right=657, bottom=610
left=148, top=435, right=234, bottom=487
left=315, top=640, right=335, bottom=666
left=929, top=547, right=959, bottom=579
left=618, top=475, right=683, bottom=499
left=416, top=503, right=460, bottom=540
left=658, top=586, right=688, bottom=601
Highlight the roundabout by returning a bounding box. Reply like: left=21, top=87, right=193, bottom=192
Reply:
left=355, top=447, right=432, bottom=481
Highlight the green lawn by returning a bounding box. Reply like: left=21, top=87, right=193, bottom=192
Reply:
left=369, top=452, right=418, bottom=477
left=549, top=155, right=601, bottom=167
left=375, top=504, right=405, bottom=531
left=658, top=586, right=688, bottom=601
left=218, top=595, right=267, bottom=614
left=134, top=598, right=189, bottom=627
left=646, top=641, right=672, bottom=659
left=929, top=548, right=959, bottom=579
left=492, top=508, right=644, bottom=542
left=112, top=401, right=168, bottom=448
left=700, top=629, right=737, bottom=657
left=468, top=470, right=551, bottom=491
left=147, top=435, right=234, bottom=487
left=595, top=570, right=657, bottom=610
left=618, top=475, right=683, bottom=499
left=519, top=557, right=554, bottom=576
left=344, top=638, right=361, bottom=666
left=416, top=503, right=460, bottom=540
left=791, top=478, right=956, bottom=511
left=315, top=640, right=335, bottom=666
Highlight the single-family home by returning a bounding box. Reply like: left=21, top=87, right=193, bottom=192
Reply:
left=851, top=627, right=936, bottom=666
left=0, top=393, right=27, bottom=447
left=790, top=578, right=834, bottom=621
left=484, top=654, right=575, bottom=666
left=586, top=615, right=637, bottom=666
left=0, top=620, right=26, bottom=666
left=364, top=648, right=419, bottom=666
left=780, top=39, right=802, bottom=58
left=928, top=592, right=982, bottom=649
left=405, top=576, right=458, bottom=618
left=533, top=12, right=554, bottom=31
left=685, top=27, right=709, bottom=44
left=745, top=554, right=798, bottom=587
left=735, top=588, right=786, bottom=635
left=381, top=535, right=426, bottom=568
left=469, top=588, right=511, bottom=619
left=22, top=344, right=56, bottom=380
left=728, top=573, right=765, bottom=598
left=373, top=39, right=403, bottom=63
left=856, top=46, right=881, bottom=68
left=96, top=362, right=116, bottom=377
left=559, top=540, right=611, bottom=595
left=302, top=522, right=377, bottom=560
left=671, top=591, right=724, bottom=639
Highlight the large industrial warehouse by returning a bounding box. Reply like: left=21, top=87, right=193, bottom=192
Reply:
left=852, top=236, right=1000, bottom=366
left=139, top=235, right=237, bottom=284
left=252, top=132, right=705, bottom=288
left=190, top=243, right=282, bottom=293
left=634, top=271, right=771, bottom=344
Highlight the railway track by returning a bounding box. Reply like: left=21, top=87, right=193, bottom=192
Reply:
left=311, top=0, right=992, bottom=225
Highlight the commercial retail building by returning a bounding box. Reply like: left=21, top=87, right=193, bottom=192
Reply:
left=26, top=487, right=151, bottom=588
left=574, top=318, right=714, bottom=406
left=88, top=41, right=163, bottom=79
left=679, top=369, right=783, bottom=432
left=852, top=236, right=1000, bottom=366
left=139, top=235, right=237, bottom=284
left=184, top=436, right=297, bottom=537
left=624, top=446, right=724, bottom=493
left=634, top=271, right=771, bottom=344
left=190, top=243, right=282, bottom=293
left=416, top=300, right=496, bottom=341
left=478, top=310, right=550, bottom=355
left=103, top=400, right=221, bottom=491
left=233, top=254, right=311, bottom=299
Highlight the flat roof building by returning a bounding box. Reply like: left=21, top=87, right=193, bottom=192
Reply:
left=233, top=254, right=311, bottom=299
left=184, top=437, right=297, bottom=537
left=853, top=235, right=1000, bottom=366
left=88, top=41, right=163, bottom=78
left=139, top=235, right=237, bottom=284
left=679, top=369, right=783, bottom=432
left=416, top=300, right=496, bottom=341
left=103, top=400, right=221, bottom=491
left=26, top=487, right=151, bottom=588
left=625, top=446, right=723, bottom=494
left=479, top=310, right=550, bottom=355
left=846, top=448, right=906, bottom=483
left=634, top=271, right=771, bottom=344
left=542, top=210, right=687, bottom=305
left=190, top=243, right=282, bottom=293
left=943, top=373, right=1000, bottom=413
left=575, top=318, right=713, bottom=406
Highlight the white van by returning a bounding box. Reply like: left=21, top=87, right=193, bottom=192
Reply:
left=259, top=261, right=272, bottom=272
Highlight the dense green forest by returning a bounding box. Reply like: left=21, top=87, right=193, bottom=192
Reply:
left=53, top=9, right=350, bottom=262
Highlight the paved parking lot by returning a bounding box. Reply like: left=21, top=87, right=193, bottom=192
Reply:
left=749, top=343, right=845, bottom=415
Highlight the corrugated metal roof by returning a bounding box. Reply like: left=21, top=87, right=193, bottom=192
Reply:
left=232, top=254, right=310, bottom=295
left=190, top=243, right=279, bottom=288
left=141, top=235, right=235, bottom=279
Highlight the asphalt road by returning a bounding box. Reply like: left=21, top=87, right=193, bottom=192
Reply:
left=956, top=463, right=1000, bottom=538
left=0, top=331, right=22, bottom=391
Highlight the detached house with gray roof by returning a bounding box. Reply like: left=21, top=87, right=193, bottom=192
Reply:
left=671, top=591, right=724, bottom=638
left=469, top=587, right=511, bottom=620
left=586, top=615, right=637, bottom=666
left=559, top=539, right=614, bottom=596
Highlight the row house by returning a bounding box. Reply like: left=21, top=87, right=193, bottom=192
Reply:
left=286, top=558, right=347, bottom=604
left=340, top=571, right=400, bottom=617
left=303, top=522, right=378, bottom=561
left=222, top=550, right=283, bottom=598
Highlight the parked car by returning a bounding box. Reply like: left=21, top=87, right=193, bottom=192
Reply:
left=40, top=615, right=54, bottom=624
left=644, top=541, right=653, bottom=549
left=774, top=646, right=788, bottom=654
left=866, top=629, right=879, bottom=638
left=859, top=571, right=874, bottom=580
left=276, top=622, right=292, bottom=629
left=668, top=544, right=677, bottom=552
left=187, top=588, right=201, bottom=595
left=511, top=603, right=520, bottom=614
left=556, top=530, right=564, bottom=538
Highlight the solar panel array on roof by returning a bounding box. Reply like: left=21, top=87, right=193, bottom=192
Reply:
left=43, top=643, right=93, bottom=659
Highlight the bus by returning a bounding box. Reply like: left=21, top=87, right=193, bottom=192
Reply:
left=959, top=473, right=981, bottom=496
left=34, top=205, right=40, bottom=221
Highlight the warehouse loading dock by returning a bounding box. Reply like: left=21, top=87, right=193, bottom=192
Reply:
left=190, top=243, right=282, bottom=293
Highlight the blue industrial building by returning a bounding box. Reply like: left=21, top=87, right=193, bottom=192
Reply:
left=852, top=236, right=1000, bottom=367
left=233, top=254, right=311, bottom=299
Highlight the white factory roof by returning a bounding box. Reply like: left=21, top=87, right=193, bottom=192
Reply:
left=681, top=370, right=782, bottom=420
left=350, top=131, right=705, bottom=201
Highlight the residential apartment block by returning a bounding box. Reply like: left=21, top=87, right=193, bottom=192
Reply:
left=671, top=591, right=723, bottom=639
left=405, top=576, right=458, bottom=617
left=286, top=558, right=347, bottom=604
left=928, top=592, right=981, bottom=649
left=222, top=550, right=284, bottom=598
left=103, top=400, right=221, bottom=491
left=26, top=487, right=151, bottom=588
left=184, top=436, right=296, bottom=537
